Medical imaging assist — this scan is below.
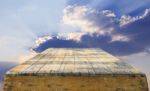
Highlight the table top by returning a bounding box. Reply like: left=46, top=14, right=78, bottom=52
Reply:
left=6, top=48, right=142, bottom=76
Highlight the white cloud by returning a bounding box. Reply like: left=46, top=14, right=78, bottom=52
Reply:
left=62, top=5, right=115, bottom=36
left=67, top=32, right=85, bottom=41
left=143, top=9, right=150, bottom=17
left=102, top=10, right=116, bottom=17
left=62, top=5, right=132, bottom=42
left=111, top=34, right=129, bottom=42
left=63, top=5, right=94, bottom=33
left=32, top=35, right=52, bottom=48
left=32, top=35, right=71, bottom=49
left=120, top=8, right=150, bottom=26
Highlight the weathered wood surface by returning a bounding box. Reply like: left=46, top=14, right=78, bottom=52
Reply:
left=4, top=48, right=149, bottom=91
left=6, top=48, right=141, bottom=76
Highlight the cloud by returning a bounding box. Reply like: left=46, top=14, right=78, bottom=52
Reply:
left=31, top=34, right=137, bottom=55
left=120, top=9, right=150, bottom=26
left=68, top=32, right=85, bottom=41
left=67, top=0, right=150, bottom=16
left=62, top=5, right=127, bottom=42
left=62, top=5, right=116, bottom=35
left=32, top=35, right=52, bottom=48
left=33, top=5, right=150, bottom=56
left=111, top=34, right=129, bottom=42
left=102, top=10, right=116, bottom=17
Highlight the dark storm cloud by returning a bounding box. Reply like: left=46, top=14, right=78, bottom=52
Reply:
left=33, top=33, right=145, bottom=55
left=33, top=8, right=150, bottom=56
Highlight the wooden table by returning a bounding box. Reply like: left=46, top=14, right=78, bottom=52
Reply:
left=3, top=48, right=148, bottom=91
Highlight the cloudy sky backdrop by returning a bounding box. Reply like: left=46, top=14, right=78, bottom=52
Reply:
left=0, top=0, right=150, bottom=90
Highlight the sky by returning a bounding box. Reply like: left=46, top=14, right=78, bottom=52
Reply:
left=0, top=0, right=150, bottom=90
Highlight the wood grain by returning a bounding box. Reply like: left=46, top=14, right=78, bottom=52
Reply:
left=6, top=48, right=141, bottom=76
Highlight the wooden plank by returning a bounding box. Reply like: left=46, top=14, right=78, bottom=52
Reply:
left=75, top=57, right=89, bottom=75
left=21, top=49, right=53, bottom=74
left=6, top=65, right=30, bottom=75
left=86, top=57, right=111, bottom=74
left=6, top=48, right=142, bottom=76
left=79, top=57, right=95, bottom=75
left=59, top=57, right=73, bottom=74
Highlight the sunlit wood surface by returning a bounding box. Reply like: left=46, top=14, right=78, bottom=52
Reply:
left=4, top=48, right=148, bottom=91
left=7, top=48, right=141, bottom=76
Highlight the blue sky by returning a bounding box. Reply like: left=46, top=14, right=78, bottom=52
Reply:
left=0, top=0, right=150, bottom=61
left=0, top=0, right=68, bottom=62
left=0, top=0, right=150, bottom=90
